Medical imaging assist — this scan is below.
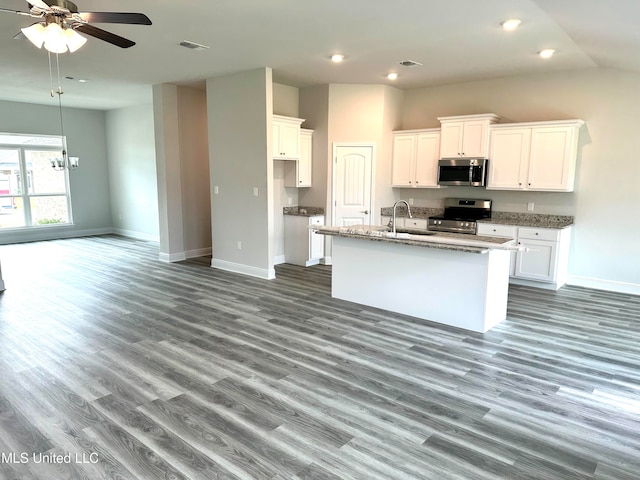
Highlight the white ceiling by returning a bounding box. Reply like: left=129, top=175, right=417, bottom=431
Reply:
left=0, top=0, right=638, bottom=110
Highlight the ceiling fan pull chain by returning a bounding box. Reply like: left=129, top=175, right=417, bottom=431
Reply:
left=54, top=52, right=68, bottom=162
left=48, top=50, right=55, bottom=97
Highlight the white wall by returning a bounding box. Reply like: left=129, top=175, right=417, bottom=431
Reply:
left=401, top=68, right=640, bottom=291
left=206, top=68, right=275, bottom=279
left=106, top=104, right=159, bottom=241
left=152, top=84, right=211, bottom=261
left=326, top=84, right=404, bottom=226
left=177, top=87, right=211, bottom=256
left=0, top=100, right=111, bottom=244
left=272, top=83, right=300, bottom=263
left=299, top=84, right=330, bottom=210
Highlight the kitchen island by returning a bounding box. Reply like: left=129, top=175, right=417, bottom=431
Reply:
left=313, top=225, right=518, bottom=333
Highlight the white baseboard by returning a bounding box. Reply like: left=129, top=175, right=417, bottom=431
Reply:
left=158, top=247, right=211, bottom=263
left=112, top=228, right=159, bottom=242
left=159, top=252, right=187, bottom=263
left=211, top=258, right=275, bottom=280
left=567, top=275, right=640, bottom=296
left=0, top=226, right=113, bottom=245
left=509, top=277, right=561, bottom=291
left=273, top=255, right=286, bottom=265
left=321, top=256, right=332, bottom=265
left=185, top=247, right=212, bottom=259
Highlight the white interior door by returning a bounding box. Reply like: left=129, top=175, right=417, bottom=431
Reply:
left=333, top=144, right=373, bottom=227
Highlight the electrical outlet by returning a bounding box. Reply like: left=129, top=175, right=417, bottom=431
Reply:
left=287, top=197, right=293, bottom=205
left=527, top=202, right=535, bottom=212
left=237, top=241, right=242, bottom=250
left=214, top=186, right=219, bottom=195
left=409, top=198, right=414, bottom=206
left=253, top=187, right=259, bottom=197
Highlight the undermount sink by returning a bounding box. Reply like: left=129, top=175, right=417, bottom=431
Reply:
left=385, top=227, right=436, bottom=238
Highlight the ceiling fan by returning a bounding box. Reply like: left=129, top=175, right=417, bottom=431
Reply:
left=0, top=0, right=152, bottom=50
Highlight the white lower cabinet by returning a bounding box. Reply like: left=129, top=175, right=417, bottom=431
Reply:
left=284, top=215, right=324, bottom=266
left=477, top=223, right=572, bottom=290
left=380, top=217, right=428, bottom=230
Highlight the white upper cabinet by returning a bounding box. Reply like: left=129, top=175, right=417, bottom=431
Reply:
left=273, top=115, right=304, bottom=159
left=488, top=120, right=584, bottom=192
left=284, top=128, right=313, bottom=188
left=438, top=114, right=500, bottom=158
left=391, top=129, right=440, bottom=188
left=487, top=127, right=532, bottom=189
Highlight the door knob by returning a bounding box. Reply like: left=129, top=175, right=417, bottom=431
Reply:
left=361, top=210, right=369, bottom=214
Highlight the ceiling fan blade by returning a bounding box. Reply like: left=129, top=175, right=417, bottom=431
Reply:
left=13, top=31, right=26, bottom=40
left=74, top=23, right=135, bottom=48
left=78, top=12, right=152, bottom=25
left=27, top=0, right=51, bottom=10
left=0, top=7, right=35, bottom=15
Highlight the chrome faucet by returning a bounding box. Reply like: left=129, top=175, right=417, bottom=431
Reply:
left=391, top=200, right=412, bottom=235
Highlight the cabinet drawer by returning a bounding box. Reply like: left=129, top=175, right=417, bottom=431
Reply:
left=518, top=227, right=560, bottom=242
left=309, top=216, right=324, bottom=226
left=477, top=223, right=517, bottom=238
left=404, top=218, right=428, bottom=230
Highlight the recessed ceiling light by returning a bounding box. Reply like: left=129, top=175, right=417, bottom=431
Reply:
left=387, top=73, right=398, bottom=80
left=331, top=54, right=345, bottom=63
left=501, top=19, right=521, bottom=31
left=78, top=79, right=88, bottom=83
left=539, top=48, right=555, bottom=59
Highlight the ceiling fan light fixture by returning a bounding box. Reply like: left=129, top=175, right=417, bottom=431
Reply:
left=43, top=22, right=68, bottom=53
left=65, top=28, right=87, bottom=53
left=21, top=23, right=46, bottom=49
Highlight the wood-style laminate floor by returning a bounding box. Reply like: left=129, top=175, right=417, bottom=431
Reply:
left=0, top=235, right=639, bottom=480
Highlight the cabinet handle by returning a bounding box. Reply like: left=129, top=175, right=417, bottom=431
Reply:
left=415, top=181, right=419, bottom=184
left=299, top=180, right=302, bottom=183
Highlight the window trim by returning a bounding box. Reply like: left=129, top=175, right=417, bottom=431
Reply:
left=0, top=137, right=74, bottom=230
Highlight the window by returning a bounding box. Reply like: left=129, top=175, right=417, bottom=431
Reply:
left=0, top=133, right=72, bottom=229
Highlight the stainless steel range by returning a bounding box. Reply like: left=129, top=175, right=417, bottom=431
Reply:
left=428, top=198, right=491, bottom=235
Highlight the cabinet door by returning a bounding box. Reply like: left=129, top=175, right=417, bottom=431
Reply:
left=391, top=134, right=416, bottom=187
left=297, top=131, right=313, bottom=187
left=278, top=122, right=300, bottom=158
left=515, top=239, right=557, bottom=282
left=527, top=126, right=576, bottom=191
left=309, top=216, right=324, bottom=260
left=439, top=122, right=464, bottom=157
left=461, top=120, right=490, bottom=158
left=487, top=128, right=531, bottom=190
left=414, top=131, right=440, bottom=187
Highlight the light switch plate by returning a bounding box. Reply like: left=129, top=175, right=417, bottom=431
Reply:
left=527, top=202, right=535, bottom=212
left=253, top=187, right=259, bottom=197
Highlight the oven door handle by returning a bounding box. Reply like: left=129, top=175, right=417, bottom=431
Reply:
left=469, top=166, right=473, bottom=184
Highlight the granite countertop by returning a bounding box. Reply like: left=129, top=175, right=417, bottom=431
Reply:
left=478, top=212, right=574, bottom=229
left=380, top=207, right=574, bottom=229
left=313, top=225, right=517, bottom=254
left=380, top=206, right=443, bottom=219
left=283, top=206, right=325, bottom=217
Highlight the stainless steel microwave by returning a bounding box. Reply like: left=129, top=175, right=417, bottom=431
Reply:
left=437, top=158, right=488, bottom=187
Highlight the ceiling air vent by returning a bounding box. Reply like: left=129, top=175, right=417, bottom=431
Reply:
left=398, top=60, right=423, bottom=67
left=179, top=40, right=210, bottom=51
